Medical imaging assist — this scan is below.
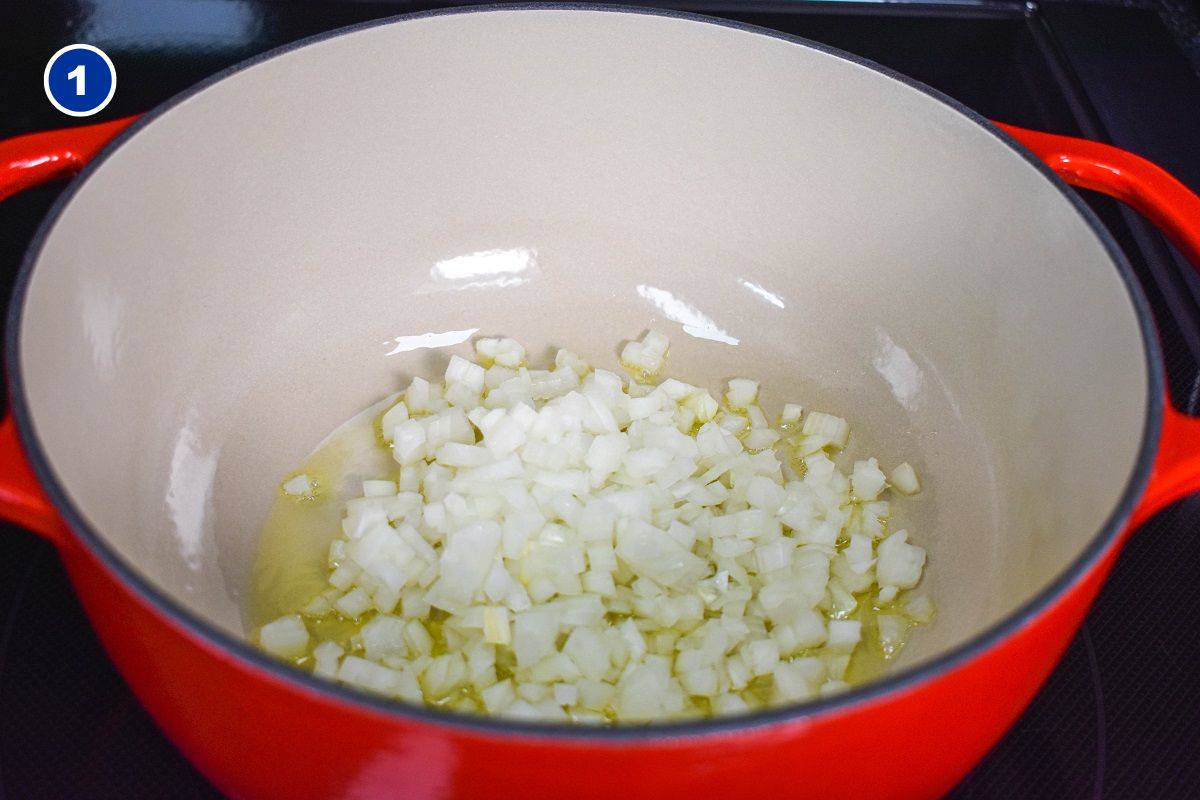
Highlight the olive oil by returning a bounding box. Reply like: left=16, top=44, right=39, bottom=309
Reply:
left=249, top=393, right=399, bottom=629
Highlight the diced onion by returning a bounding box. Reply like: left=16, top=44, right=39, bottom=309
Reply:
left=483, top=606, right=511, bottom=645
left=801, top=412, right=850, bottom=450
left=902, top=593, right=936, bottom=624
left=282, top=474, right=315, bottom=497
left=258, top=614, right=309, bottom=659
left=256, top=331, right=931, bottom=723
left=724, top=378, right=759, bottom=411
left=890, top=462, right=921, bottom=495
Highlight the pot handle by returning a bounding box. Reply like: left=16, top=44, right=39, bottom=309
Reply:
left=0, top=116, right=139, bottom=202
left=997, top=123, right=1200, bottom=526
left=0, top=116, right=138, bottom=546
left=0, top=416, right=65, bottom=546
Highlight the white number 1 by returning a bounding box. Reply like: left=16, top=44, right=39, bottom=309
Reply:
left=66, top=64, right=85, bottom=96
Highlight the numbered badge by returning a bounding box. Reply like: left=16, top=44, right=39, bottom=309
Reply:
left=44, top=44, right=116, bottom=117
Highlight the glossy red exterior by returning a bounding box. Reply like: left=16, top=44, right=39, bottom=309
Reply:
left=1, top=118, right=1198, bottom=800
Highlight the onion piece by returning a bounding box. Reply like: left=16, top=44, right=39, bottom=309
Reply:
left=890, top=462, right=921, bottom=495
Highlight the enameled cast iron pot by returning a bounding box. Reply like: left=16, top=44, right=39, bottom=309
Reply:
left=2, top=7, right=1200, bottom=799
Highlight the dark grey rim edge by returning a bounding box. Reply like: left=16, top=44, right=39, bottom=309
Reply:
left=4, top=2, right=1164, bottom=743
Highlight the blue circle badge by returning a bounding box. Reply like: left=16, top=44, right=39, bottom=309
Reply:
left=44, top=44, right=116, bottom=117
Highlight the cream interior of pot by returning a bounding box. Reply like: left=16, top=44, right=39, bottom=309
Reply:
left=16, top=10, right=1149, bottom=675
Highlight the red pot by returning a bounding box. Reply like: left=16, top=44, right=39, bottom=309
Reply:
left=2, top=8, right=1200, bottom=799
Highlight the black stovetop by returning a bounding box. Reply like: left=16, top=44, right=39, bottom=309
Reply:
left=2, top=2, right=1200, bottom=798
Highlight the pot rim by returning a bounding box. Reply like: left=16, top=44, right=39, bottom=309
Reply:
left=4, top=2, right=1164, bottom=742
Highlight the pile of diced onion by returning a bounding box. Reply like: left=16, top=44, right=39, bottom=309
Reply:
left=258, top=332, right=931, bottom=722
